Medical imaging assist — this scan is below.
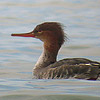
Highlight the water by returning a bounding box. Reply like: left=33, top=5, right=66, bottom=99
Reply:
left=0, top=0, right=100, bottom=100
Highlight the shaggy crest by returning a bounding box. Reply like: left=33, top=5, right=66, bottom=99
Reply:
left=33, top=22, right=67, bottom=47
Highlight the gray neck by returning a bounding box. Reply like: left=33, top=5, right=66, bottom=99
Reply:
left=33, top=48, right=58, bottom=70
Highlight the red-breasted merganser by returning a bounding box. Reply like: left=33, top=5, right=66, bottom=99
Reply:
left=11, top=22, right=100, bottom=80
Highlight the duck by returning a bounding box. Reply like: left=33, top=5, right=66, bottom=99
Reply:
left=11, top=22, right=100, bottom=80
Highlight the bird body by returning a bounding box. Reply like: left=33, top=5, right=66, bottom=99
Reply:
left=11, top=22, right=100, bottom=80
left=33, top=58, right=100, bottom=80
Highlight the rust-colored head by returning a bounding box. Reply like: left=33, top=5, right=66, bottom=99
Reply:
left=11, top=22, right=66, bottom=47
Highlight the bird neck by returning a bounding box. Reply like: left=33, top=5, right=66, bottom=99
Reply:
left=34, top=41, right=60, bottom=69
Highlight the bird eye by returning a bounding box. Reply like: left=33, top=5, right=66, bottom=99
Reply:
left=38, top=31, right=42, bottom=34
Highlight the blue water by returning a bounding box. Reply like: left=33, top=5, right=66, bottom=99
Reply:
left=0, top=0, right=100, bottom=100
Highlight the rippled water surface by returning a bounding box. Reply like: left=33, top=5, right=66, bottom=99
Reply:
left=0, top=0, right=100, bottom=100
